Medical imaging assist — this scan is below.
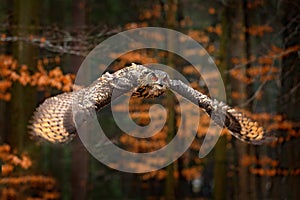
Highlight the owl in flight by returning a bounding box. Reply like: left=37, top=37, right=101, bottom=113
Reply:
left=29, top=63, right=275, bottom=144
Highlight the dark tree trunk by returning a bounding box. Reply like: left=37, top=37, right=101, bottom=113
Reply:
left=9, top=0, right=39, bottom=149
left=278, top=0, right=300, bottom=199
left=222, top=0, right=250, bottom=199
left=164, top=1, right=179, bottom=200
left=213, top=4, right=229, bottom=199
left=70, top=0, right=88, bottom=199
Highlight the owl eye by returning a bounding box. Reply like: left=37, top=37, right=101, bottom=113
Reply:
left=150, top=73, right=158, bottom=81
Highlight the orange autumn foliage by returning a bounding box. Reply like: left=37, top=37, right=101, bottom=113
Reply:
left=109, top=51, right=158, bottom=69
left=0, top=144, right=60, bottom=199
left=141, top=170, right=167, bottom=181
left=229, top=45, right=299, bottom=85
left=0, top=55, right=75, bottom=101
left=208, top=7, right=216, bottom=15
left=207, top=24, right=222, bottom=35
left=40, top=37, right=46, bottom=43
left=188, top=30, right=210, bottom=44
left=249, top=167, right=300, bottom=176
left=0, top=144, right=32, bottom=175
left=0, top=175, right=60, bottom=200
left=247, top=0, right=264, bottom=9
left=229, top=65, right=279, bottom=84
left=182, top=166, right=203, bottom=181
left=247, top=25, right=273, bottom=37
left=138, top=4, right=162, bottom=20
left=124, top=22, right=149, bottom=30
left=240, top=155, right=278, bottom=167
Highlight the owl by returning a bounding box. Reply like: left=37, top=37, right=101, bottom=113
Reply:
left=28, top=63, right=275, bottom=144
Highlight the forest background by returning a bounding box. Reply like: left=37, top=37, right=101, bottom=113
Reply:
left=0, top=0, right=299, bottom=199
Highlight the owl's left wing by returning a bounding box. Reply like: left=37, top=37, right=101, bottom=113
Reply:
left=169, top=79, right=276, bottom=144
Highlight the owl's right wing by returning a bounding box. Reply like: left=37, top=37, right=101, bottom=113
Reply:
left=28, top=64, right=152, bottom=143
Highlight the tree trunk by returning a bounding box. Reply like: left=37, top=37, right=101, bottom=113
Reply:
left=9, top=0, right=39, bottom=149
left=164, top=0, right=178, bottom=199
left=0, top=0, right=9, bottom=144
left=70, top=0, right=88, bottom=199
left=222, top=0, right=250, bottom=199
left=278, top=0, right=300, bottom=199
left=213, top=2, right=232, bottom=199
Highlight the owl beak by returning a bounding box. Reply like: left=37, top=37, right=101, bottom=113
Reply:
left=153, top=83, right=166, bottom=90
left=156, top=79, right=167, bottom=87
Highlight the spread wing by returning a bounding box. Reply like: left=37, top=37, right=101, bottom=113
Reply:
left=169, top=79, right=276, bottom=144
left=28, top=64, right=153, bottom=143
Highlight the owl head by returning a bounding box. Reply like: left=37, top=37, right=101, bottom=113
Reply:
left=133, top=69, right=170, bottom=98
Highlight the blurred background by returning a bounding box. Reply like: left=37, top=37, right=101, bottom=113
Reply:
left=0, top=0, right=299, bottom=199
